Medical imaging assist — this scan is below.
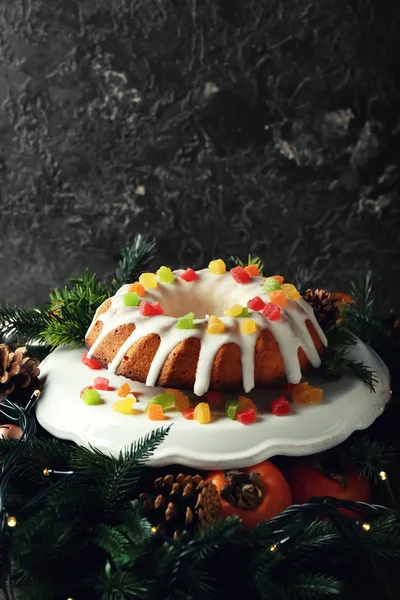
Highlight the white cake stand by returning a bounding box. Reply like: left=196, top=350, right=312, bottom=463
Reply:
left=36, top=340, right=391, bottom=469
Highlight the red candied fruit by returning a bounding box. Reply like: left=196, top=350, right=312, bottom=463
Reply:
left=93, top=377, right=110, bottom=390
left=247, top=296, right=265, bottom=311
left=140, top=301, right=164, bottom=316
left=182, top=408, right=195, bottom=420
left=230, top=266, right=251, bottom=284
left=236, top=408, right=256, bottom=425
left=205, top=391, right=224, bottom=409
left=262, top=303, right=281, bottom=321
left=81, top=352, right=102, bottom=370
left=80, top=385, right=93, bottom=397
left=271, top=396, right=291, bottom=416
left=180, top=268, right=198, bottom=282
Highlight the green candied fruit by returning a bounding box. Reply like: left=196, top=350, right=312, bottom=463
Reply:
left=176, top=312, right=195, bottom=329
left=158, top=266, right=175, bottom=284
left=82, top=388, right=103, bottom=405
left=225, top=399, right=240, bottom=420
left=124, top=292, right=140, bottom=307
left=147, top=393, right=176, bottom=410
left=238, top=307, right=249, bottom=318
left=263, top=277, right=281, bottom=292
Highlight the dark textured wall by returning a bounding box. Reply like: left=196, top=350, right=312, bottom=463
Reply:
left=0, top=0, right=399, bottom=309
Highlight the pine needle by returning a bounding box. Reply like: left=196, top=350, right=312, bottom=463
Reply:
left=350, top=436, right=396, bottom=482
left=226, top=254, right=265, bottom=275
left=0, top=305, right=49, bottom=345
left=321, top=345, right=378, bottom=392
left=112, top=235, right=156, bottom=290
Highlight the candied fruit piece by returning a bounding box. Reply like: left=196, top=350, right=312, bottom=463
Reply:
left=147, top=393, right=175, bottom=410
left=264, top=277, right=281, bottom=292
left=244, top=264, right=261, bottom=277
left=241, top=318, right=257, bottom=335
left=224, top=304, right=243, bottom=317
left=128, top=282, right=146, bottom=296
left=158, top=266, right=175, bottom=284
left=236, top=408, right=256, bottom=425
left=268, top=290, right=287, bottom=307
left=147, top=404, right=165, bottom=420
left=230, top=265, right=251, bottom=284
left=208, top=259, right=226, bottom=275
left=273, top=275, right=284, bottom=285
left=174, top=393, right=190, bottom=412
left=247, top=296, right=265, bottom=311
left=80, top=385, right=93, bottom=397
left=239, top=307, right=249, bottom=317
left=112, top=397, right=137, bottom=414
left=225, top=399, right=240, bottom=420
left=176, top=312, right=195, bottom=329
left=238, top=396, right=257, bottom=413
left=93, top=377, right=110, bottom=390
left=194, top=402, right=211, bottom=424
left=293, top=383, right=323, bottom=405
left=182, top=408, right=195, bottom=420
left=117, top=383, right=131, bottom=397
left=140, top=301, right=164, bottom=316
left=271, top=396, right=291, bottom=416
left=81, top=351, right=102, bottom=370
left=81, top=388, right=103, bottom=405
left=139, top=273, right=157, bottom=289
left=262, top=303, right=281, bottom=321
left=124, top=292, right=140, bottom=307
left=207, top=315, right=225, bottom=334
left=180, top=268, right=198, bottom=282
left=205, top=391, right=224, bottom=409
left=281, top=283, right=301, bottom=301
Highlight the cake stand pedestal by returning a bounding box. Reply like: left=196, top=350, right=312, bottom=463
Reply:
left=36, top=340, right=391, bottom=469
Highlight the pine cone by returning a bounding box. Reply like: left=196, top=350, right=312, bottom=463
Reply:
left=0, top=344, right=40, bottom=402
left=140, top=473, right=221, bottom=539
left=303, top=289, right=340, bottom=332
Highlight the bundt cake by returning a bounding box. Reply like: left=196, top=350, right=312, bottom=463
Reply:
left=85, top=262, right=327, bottom=396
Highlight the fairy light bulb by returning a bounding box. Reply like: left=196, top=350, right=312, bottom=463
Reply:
left=362, top=522, right=371, bottom=531
left=151, top=526, right=157, bottom=534
left=7, top=516, right=17, bottom=528
left=43, top=468, right=50, bottom=476
left=379, top=471, right=387, bottom=481
left=269, top=544, right=278, bottom=552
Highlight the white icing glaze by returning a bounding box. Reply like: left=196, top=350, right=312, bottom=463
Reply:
left=86, top=269, right=327, bottom=395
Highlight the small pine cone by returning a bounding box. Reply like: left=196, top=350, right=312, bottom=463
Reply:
left=303, top=289, right=340, bottom=332
left=0, top=344, right=40, bottom=402
left=140, top=472, right=221, bottom=539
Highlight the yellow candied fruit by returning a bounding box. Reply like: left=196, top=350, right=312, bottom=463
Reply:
left=165, top=388, right=190, bottom=412
left=128, top=282, right=146, bottom=296
left=281, top=283, right=301, bottom=301
left=117, top=383, right=131, bottom=397
left=139, top=272, right=158, bottom=289
left=224, top=304, right=243, bottom=317
left=208, top=259, right=226, bottom=275
left=238, top=395, right=257, bottom=413
left=269, top=289, right=287, bottom=307
left=112, top=397, right=137, bottom=414
left=194, top=402, right=211, bottom=424
left=207, top=315, right=226, bottom=334
left=241, top=318, right=257, bottom=335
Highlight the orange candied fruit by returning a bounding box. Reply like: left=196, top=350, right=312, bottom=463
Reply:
left=128, top=282, right=146, bottom=297
left=147, top=403, right=165, bottom=420
left=238, top=396, right=257, bottom=414
left=117, top=383, right=131, bottom=397
left=165, top=388, right=190, bottom=412
left=273, top=275, right=284, bottom=285
left=269, top=289, right=287, bottom=307
left=244, top=264, right=261, bottom=277
left=292, top=382, right=323, bottom=405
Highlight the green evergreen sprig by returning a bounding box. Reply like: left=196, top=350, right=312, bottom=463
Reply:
left=226, top=254, right=265, bottom=275
left=350, top=436, right=396, bottom=482
left=112, top=235, right=156, bottom=291
left=0, top=305, right=50, bottom=346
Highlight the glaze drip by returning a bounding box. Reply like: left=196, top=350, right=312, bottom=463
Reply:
left=86, top=269, right=327, bottom=395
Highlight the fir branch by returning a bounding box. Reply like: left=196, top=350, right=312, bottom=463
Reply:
left=350, top=436, right=396, bottom=482
left=0, top=305, right=50, bottom=346
left=349, top=269, right=376, bottom=320
left=112, top=235, right=156, bottom=291
left=289, top=573, right=342, bottom=599
left=321, top=345, right=378, bottom=392
left=292, top=268, right=317, bottom=295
